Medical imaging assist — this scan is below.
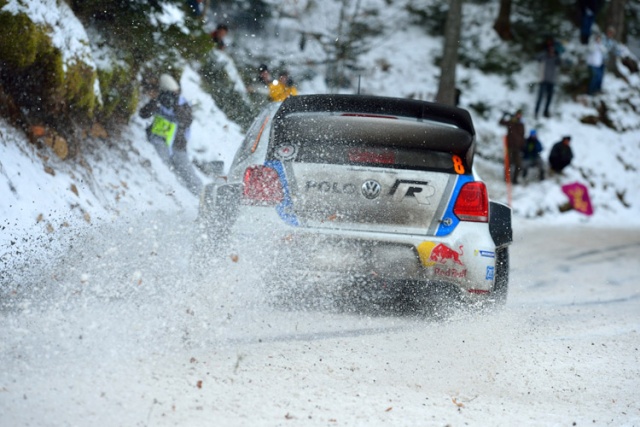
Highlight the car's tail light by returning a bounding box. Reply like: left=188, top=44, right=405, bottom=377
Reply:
left=242, top=165, right=284, bottom=205
left=453, top=182, right=488, bottom=222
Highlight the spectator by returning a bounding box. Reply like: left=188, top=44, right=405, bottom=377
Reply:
left=258, top=64, right=272, bottom=86
left=534, top=37, right=563, bottom=119
left=587, top=33, right=607, bottom=95
left=549, top=136, right=574, bottom=174
left=522, top=129, right=545, bottom=181
left=601, top=26, right=622, bottom=87
left=186, top=0, right=204, bottom=17
left=578, top=0, right=603, bottom=44
left=269, top=70, right=298, bottom=102
left=499, top=109, right=526, bottom=184
left=210, top=24, right=228, bottom=50
left=139, top=73, right=202, bottom=196
left=603, top=27, right=621, bottom=58
left=246, top=64, right=274, bottom=107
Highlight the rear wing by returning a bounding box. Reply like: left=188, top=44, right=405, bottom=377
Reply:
left=276, top=94, right=475, bottom=134
left=271, top=94, right=476, bottom=168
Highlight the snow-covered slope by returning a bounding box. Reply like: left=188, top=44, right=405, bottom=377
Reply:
left=0, top=64, right=244, bottom=266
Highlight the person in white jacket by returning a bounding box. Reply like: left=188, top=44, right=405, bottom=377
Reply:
left=586, top=33, right=607, bottom=95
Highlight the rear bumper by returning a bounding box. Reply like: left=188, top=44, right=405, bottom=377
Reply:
left=225, top=205, right=500, bottom=294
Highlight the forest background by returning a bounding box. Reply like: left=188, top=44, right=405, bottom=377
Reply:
left=1, top=0, right=638, bottom=156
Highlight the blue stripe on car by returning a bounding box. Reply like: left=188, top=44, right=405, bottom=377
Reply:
left=265, top=160, right=299, bottom=226
left=435, top=174, right=474, bottom=236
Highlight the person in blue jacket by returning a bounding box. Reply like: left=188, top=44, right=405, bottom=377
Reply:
left=522, top=129, right=545, bottom=181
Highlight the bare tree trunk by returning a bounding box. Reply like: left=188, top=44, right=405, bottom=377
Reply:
left=436, top=0, right=462, bottom=106
left=605, top=0, right=627, bottom=77
left=606, top=0, right=626, bottom=43
left=493, top=0, right=512, bottom=41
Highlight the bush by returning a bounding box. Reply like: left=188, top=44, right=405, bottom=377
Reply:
left=405, top=2, right=447, bottom=36
left=97, top=62, right=139, bottom=122
left=562, top=64, right=590, bottom=97
left=468, top=101, right=493, bottom=119
left=0, top=11, right=98, bottom=123
left=200, top=55, right=256, bottom=129
left=0, top=11, right=47, bottom=67
left=66, top=61, right=98, bottom=117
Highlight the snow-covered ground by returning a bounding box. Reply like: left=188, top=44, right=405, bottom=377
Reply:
left=1, top=1, right=640, bottom=425
left=2, top=0, right=639, bottom=250
left=1, top=212, right=638, bottom=426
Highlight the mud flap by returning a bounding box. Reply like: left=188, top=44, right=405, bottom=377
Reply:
left=489, top=201, right=512, bottom=247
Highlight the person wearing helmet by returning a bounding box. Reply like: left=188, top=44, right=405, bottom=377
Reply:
left=139, top=73, right=202, bottom=196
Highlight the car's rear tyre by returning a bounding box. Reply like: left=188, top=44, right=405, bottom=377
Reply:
left=191, top=183, right=240, bottom=269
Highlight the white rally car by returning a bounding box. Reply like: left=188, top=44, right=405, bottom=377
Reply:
left=198, top=94, right=512, bottom=308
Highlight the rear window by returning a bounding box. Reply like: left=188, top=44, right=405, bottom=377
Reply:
left=268, top=113, right=472, bottom=174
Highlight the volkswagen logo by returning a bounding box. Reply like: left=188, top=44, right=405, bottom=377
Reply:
left=361, top=180, right=381, bottom=199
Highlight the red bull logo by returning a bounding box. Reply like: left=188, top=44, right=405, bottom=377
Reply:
left=417, top=242, right=465, bottom=267
left=429, top=243, right=464, bottom=265
left=434, top=267, right=467, bottom=278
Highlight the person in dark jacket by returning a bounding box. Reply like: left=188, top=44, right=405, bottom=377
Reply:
left=210, top=24, right=228, bottom=50
left=499, top=109, right=526, bottom=184
left=522, top=129, right=545, bottom=181
left=139, top=73, right=202, bottom=196
left=578, top=0, right=603, bottom=44
left=186, top=0, right=204, bottom=17
left=548, top=136, right=574, bottom=174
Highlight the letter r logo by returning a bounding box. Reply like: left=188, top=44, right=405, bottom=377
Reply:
left=389, top=180, right=436, bottom=205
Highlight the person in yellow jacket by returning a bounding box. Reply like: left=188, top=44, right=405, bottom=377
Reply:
left=269, top=70, right=298, bottom=102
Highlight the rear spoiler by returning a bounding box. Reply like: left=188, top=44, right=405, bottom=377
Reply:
left=272, top=94, right=476, bottom=168
left=275, top=94, right=475, bottom=136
